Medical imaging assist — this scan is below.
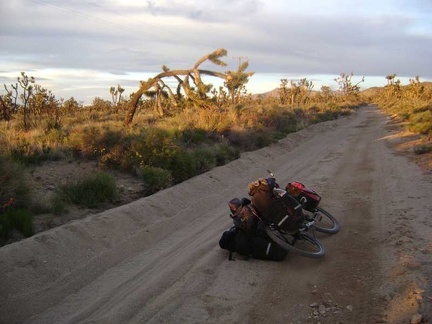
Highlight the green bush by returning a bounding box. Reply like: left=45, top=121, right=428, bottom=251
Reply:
left=414, top=144, right=432, bottom=155
left=0, top=208, right=33, bottom=243
left=192, top=147, right=217, bottom=173
left=274, top=116, right=298, bottom=134
left=214, top=143, right=240, bottom=165
left=67, top=127, right=126, bottom=158
left=50, top=191, right=70, bottom=215
left=138, top=165, right=173, bottom=194
left=0, top=156, right=31, bottom=209
left=408, top=110, right=432, bottom=134
left=168, top=149, right=198, bottom=183
left=181, top=128, right=207, bottom=144
left=129, top=128, right=180, bottom=168
left=254, top=129, right=275, bottom=148
left=59, top=172, right=118, bottom=208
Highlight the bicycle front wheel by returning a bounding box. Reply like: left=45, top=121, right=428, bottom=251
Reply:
left=307, top=207, right=340, bottom=234
left=265, top=227, right=326, bottom=258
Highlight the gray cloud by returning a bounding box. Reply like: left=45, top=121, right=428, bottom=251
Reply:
left=0, top=0, right=431, bottom=102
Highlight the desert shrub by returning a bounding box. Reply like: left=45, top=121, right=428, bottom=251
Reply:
left=67, top=126, right=126, bottom=159
left=273, top=114, right=298, bottom=134
left=99, top=145, right=126, bottom=169
left=138, top=165, right=173, bottom=195
left=375, top=91, right=432, bottom=136
left=252, top=129, right=275, bottom=148
left=227, top=127, right=275, bottom=150
left=414, top=144, right=432, bottom=155
left=191, top=147, right=217, bottom=173
left=0, top=124, right=71, bottom=164
left=170, top=106, right=232, bottom=133
left=214, top=143, right=240, bottom=165
left=0, top=208, right=33, bottom=243
left=0, top=156, right=31, bottom=209
left=90, top=97, right=113, bottom=112
left=50, top=191, right=70, bottom=215
left=194, top=107, right=231, bottom=132
left=310, top=110, right=339, bottom=124
left=43, top=127, right=68, bottom=143
left=192, top=143, right=240, bottom=169
left=181, top=128, right=208, bottom=144
left=408, top=110, right=432, bottom=135
left=167, top=149, right=198, bottom=183
left=7, top=139, right=47, bottom=165
left=58, top=172, right=118, bottom=208
left=129, top=128, right=180, bottom=168
left=67, top=126, right=103, bottom=157
left=412, top=105, right=432, bottom=114
left=225, top=128, right=261, bottom=151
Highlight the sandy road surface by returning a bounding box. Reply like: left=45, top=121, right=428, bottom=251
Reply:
left=1, top=106, right=431, bottom=324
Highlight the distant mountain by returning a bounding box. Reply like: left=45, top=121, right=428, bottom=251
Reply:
left=253, top=88, right=280, bottom=98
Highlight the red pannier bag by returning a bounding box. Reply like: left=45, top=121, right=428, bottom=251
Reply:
left=286, top=181, right=321, bottom=212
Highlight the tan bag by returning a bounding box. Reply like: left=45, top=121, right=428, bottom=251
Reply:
left=248, top=178, right=270, bottom=196
left=249, top=178, right=274, bottom=220
left=249, top=178, right=304, bottom=232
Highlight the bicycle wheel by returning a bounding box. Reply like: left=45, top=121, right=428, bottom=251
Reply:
left=309, top=207, right=340, bottom=234
left=265, top=226, right=326, bottom=258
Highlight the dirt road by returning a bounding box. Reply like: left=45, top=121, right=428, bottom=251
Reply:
left=1, top=105, right=431, bottom=324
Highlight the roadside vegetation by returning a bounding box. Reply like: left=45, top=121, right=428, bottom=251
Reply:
left=1, top=49, right=430, bottom=245
left=371, top=75, right=432, bottom=138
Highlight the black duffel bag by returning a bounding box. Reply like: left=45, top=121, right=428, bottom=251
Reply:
left=219, top=226, right=288, bottom=261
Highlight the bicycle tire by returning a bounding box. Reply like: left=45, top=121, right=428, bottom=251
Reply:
left=265, top=226, right=326, bottom=258
left=309, top=207, right=340, bottom=234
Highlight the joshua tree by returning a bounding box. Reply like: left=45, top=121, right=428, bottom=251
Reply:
left=384, top=74, right=401, bottom=99
left=334, top=72, right=364, bottom=100
left=279, top=79, right=289, bottom=105
left=406, top=76, right=424, bottom=100
left=279, top=78, right=314, bottom=107
left=110, top=84, right=125, bottom=109
left=1, top=82, right=19, bottom=121
left=224, top=60, right=254, bottom=104
left=17, top=72, right=35, bottom=131
left=124, top=49, right=252, bottom=125
left=320, top=85, right=334, bottom=103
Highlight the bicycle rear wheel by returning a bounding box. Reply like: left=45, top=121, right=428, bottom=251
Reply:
left=265, top=226, right=326, bottom=258
left=306, top=207, right=340, bottom=234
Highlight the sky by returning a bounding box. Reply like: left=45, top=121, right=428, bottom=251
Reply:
left=1, top=0, right=431, bottom=104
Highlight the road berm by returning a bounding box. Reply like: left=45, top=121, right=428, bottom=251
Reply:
left=1, top=105, right=431, bottom=324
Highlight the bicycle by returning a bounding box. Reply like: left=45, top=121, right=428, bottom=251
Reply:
left=262, top=183, right=327, bottom=258
left=258, top=171, right=340, bottom=258
left=225, top=172, right=340, bottom=259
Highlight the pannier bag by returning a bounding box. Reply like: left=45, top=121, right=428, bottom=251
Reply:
left=219, top=226, right=288, bottom=261
left=249, top=179, right=304, bottom=232
left=228, top=198, right=261, bottom=234
left=219, top=226, right=238, bottom=260
left=286, top=181, right=321, bottom=212
left=249, top=232, right=288, bottom=261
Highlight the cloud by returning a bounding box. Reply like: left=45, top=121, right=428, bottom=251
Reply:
left=0, top=0, right=431, bottom=103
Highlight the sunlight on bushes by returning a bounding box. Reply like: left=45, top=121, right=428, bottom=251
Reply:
left=2, top=68, right=431, bottom=245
